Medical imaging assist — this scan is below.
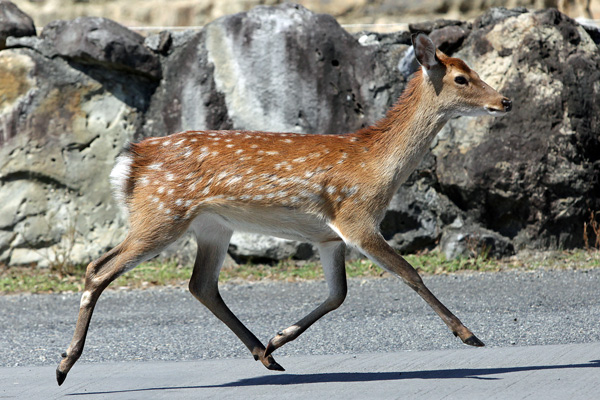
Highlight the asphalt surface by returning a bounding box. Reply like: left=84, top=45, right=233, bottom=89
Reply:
left=1, top=268, right=599, bottom=398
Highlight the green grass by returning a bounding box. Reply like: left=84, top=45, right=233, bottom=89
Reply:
left=1, top=249, right=599, bottom=295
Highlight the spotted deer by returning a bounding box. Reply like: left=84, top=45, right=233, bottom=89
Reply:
left=56, top=33, right=511, bottom=385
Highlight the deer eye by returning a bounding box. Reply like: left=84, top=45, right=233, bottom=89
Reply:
left=454, top=76, right=468, bottom=85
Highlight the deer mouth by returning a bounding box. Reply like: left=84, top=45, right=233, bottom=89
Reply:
left=485, top=98, right=512, bottom=115
left=484, top=106, right=507, bottom=116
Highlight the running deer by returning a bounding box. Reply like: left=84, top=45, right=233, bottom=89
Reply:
left=56, top=33, right=511, bottom=385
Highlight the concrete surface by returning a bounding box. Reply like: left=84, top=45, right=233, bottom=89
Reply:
left=2, top=342, right=599, bottom=399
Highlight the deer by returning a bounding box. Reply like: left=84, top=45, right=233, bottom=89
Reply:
left=56, top=33, right=512, bottom=385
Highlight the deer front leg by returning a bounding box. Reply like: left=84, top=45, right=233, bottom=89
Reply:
left=343, top=228, right=484, bottom=347
left=264, top=240, right=347, bottom=357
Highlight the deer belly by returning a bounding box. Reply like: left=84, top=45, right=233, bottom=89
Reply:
left=193, top=205, right=338, bottom=243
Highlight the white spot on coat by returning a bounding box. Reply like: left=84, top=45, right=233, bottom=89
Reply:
left=226, top=176, right=242, bottom=186
left=217, top=171, right=228, bottom=180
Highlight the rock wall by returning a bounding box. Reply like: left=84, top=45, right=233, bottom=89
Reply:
left=0, top=2, right=599, bottom=266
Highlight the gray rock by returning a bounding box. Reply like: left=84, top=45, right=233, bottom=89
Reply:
left=142, top=29, right=233, bottom=139
left=579, top=20, right=600, bottom=45
left=229, top=232, right=315, bottom=262
left=0, top=47, right=156, bottom=266
left=431, top=8, right=600, bottom=251
left=428, top=24, right=470, bottom=55
left=381, top=152, right=462, bottom=253
left=144, top=31, right=172, bottom=55
left=4, top=35, right=54, bottom=56
left=472, top=7, right=528, bottom=29
left=439, top=217, right=515, bottom=259
left=199, top=3, right=402, bottom=135
left=40, top=17, right=161, bottom=79
left=0, top=1, right=35, bottom=50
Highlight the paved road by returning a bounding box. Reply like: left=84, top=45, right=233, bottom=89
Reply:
left=2, top=343, right=599, bottom=399
left=1, top=268, right=599, bottom=398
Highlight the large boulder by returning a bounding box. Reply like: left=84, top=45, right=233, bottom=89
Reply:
left=431, top=8, right=600, bottom=251
left=144, top=4, right=407, bottom=138
left=39, top=16, right=161, bottom=79
left=0, top=47, right=156, bottom=266
left=0, top=1, right=35, bottom=50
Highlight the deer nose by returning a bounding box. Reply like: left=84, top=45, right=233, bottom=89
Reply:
left=502, top=98, right=512, bottom=112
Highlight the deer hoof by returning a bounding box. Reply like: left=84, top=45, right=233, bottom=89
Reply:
left=265, top=357, right=285, bottom=372
left=256, top=353, right=285, bottom=371
left=464, top=335, right=485, bottom=347
left=56, top=368, right=68, bottom=386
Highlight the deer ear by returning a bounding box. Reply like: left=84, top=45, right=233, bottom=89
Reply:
left=412, top=33, right=438, bottom=70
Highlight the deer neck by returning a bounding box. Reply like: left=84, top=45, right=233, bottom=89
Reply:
left=363, top=70, right=449, bottom=194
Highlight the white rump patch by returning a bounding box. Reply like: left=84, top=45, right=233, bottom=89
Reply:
left=109, top=152, right=134, bottom=216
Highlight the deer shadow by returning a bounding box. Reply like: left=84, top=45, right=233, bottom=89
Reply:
left=68, top=359, right=600, bottom=396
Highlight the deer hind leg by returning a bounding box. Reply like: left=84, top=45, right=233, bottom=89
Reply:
left=56, top=221, right=189, bottom=386
left=188, top=216, right=284, bottom=371
left=264, top=240, right=347, bottom=357
left=340, top=226, right=484, bottom=347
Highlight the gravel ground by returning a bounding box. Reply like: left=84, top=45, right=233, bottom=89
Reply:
left=1, top=268, right=599, bottom=368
